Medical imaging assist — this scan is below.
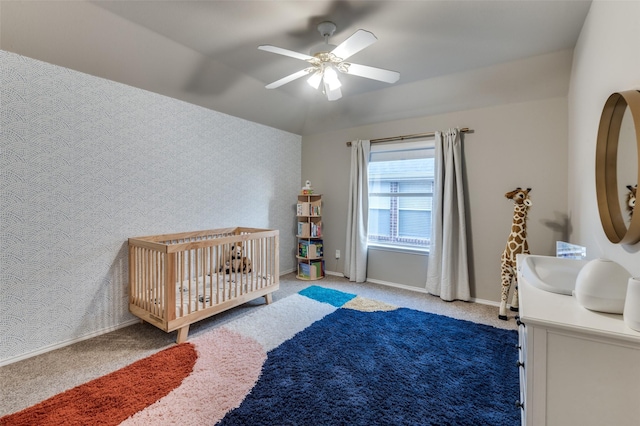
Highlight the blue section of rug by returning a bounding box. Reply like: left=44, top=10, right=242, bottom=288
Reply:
left=218, top=306, right=520, bottom=426
left=298, top=285, right=357, bottom=307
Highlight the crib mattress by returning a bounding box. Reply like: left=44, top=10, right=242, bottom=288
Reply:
left=148, top=274, right=272, bottom=317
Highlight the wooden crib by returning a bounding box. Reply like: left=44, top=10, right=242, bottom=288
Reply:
left=128, top=227, right=279, bottom=343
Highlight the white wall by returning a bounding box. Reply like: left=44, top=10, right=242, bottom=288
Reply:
left=0, top=51, right=301, bottom=365
left=302, top=96, right=569, bottom=303
left=568, top=1, right=640, bottom=274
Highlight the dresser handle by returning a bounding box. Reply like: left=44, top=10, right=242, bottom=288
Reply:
left=515, top=344, right=522, bottom=350
left=516, top=318, right=525, bottom=327
left=515, top=400, right=524, bottom=409
left=516, top=361, right=525, bottom=368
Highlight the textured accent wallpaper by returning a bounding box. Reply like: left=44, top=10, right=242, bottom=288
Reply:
left=0, top=50, right=301, bottom=363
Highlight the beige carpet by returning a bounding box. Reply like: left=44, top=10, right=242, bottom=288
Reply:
left=0, top=273, right=515, bottom=416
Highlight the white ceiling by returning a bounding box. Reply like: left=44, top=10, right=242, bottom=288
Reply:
left=1, top=0, right=592, bottom=135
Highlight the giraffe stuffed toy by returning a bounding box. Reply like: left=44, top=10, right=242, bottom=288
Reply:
left=499, top=187, right=532, bottom=320
left=626, top=184, right=637, bottom=219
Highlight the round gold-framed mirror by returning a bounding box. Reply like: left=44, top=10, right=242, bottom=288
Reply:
left=595, top=90, right=640, bottom=244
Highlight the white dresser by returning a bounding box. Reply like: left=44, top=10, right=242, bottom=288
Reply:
left=517, top=258, right=640, bottom=426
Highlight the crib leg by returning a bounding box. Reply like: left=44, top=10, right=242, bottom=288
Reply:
left=176, top=325, right=190, bottom=344
left=264, top=293, right=273, bottom=305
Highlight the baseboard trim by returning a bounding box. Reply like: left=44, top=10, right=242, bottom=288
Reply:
left=325, top=270, right=499, bottom=307
left=472, top=298, right=501, bottom=307
left=0, top=318, right=141, bottom=367
left=363, top=277, right=431, bottom=294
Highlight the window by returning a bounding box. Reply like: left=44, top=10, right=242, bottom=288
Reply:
left=368, top=140, right=434, bottom=251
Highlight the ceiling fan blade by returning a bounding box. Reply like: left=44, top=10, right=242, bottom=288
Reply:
left=343, top=63, right=400, bottom=84
left=265, top=68, right=312, bottom=89
left=331, top=29, right=377, bottom=60
left=258, top=45, right=313, bottom=61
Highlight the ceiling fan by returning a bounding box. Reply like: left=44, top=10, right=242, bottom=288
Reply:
left=258, top=21, right=400, bottom=101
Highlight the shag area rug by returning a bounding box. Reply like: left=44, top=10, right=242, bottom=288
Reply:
left=1, top=286, right=520, bottom=426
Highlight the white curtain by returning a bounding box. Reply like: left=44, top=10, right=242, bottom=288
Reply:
left=426, top=129, right=470, bottom=301
left=344, top=139, right=370, bottom=282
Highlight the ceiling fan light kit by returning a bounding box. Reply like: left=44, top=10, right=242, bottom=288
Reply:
left=259, top=21, right=400, bottom=101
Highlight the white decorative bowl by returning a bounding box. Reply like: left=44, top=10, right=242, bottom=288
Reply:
left=624, top=277, right=640, bottom=331
left=574, top=258, right=631, bottom=314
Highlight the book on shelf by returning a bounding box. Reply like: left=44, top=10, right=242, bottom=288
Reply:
left=309, top=200, right=321, bottom=216
left=298, top=260, right=324, bottom=279
left=296, top=200, right=321, bottom=217
left=310, top=221, right=322, bottom=237
left=298, top=262, right=311, bottom=278
left=298, top=221, right=322, bottom=238
left=297, top=222, right=310, bottom=237
left=296, top=203, right=309, bottom=216
left=298, top=240, right=323, bottom=259
left=311, top=260, right=324, bottom=278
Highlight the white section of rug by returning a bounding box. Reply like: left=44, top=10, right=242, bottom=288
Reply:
left=222, top=293, right=336, bottom=352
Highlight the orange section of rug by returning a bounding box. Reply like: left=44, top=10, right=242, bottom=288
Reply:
left=1, top=343, right=197, bottom=426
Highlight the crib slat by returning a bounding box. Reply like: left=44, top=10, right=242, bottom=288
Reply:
left=186, top=249, right=191, bottom=314
left=166, top=253, right=176, bottom=321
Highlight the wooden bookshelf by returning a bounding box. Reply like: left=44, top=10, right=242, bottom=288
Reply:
left=296, top=194, right=324, bottom=280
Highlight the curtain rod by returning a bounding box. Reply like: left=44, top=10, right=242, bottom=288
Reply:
left=345, top=127, right=472, bottom=146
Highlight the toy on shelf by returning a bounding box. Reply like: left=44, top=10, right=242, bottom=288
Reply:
left=301, top=180, right=314, bottom=195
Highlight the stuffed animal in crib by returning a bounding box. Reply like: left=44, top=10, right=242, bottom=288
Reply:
left=499, top=187, right=532, bottom=321
left=626, top=184, right=637, bottom=219
left=231, top=243, right=252, bottom=273
left=219, top=243, right=252, bottom=273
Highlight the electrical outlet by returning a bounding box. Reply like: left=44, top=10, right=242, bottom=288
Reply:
left=335, top=249, right=340, bottom=259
